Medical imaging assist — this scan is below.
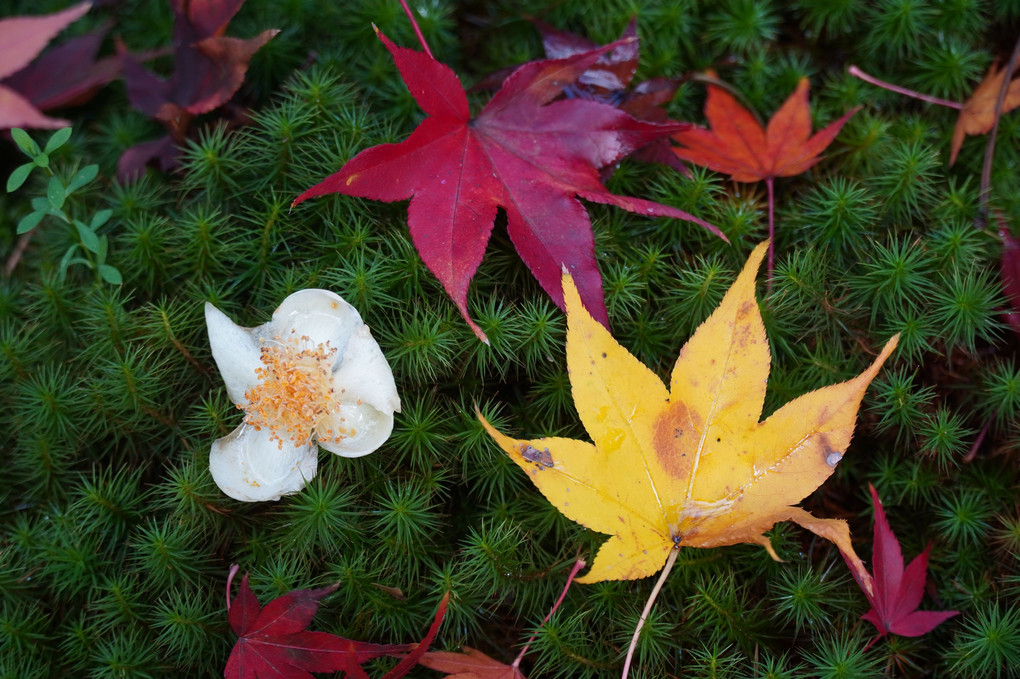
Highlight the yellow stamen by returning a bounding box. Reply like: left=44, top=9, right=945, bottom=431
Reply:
left=240, top=335, right=349, bottom=449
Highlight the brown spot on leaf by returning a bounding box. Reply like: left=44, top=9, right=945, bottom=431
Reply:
left=653, top=401, right=698, bottom=479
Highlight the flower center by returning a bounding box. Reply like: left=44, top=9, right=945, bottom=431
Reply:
left=241, top=334, right=347, bottom=448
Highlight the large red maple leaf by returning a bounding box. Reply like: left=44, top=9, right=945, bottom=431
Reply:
left=225, top=571, right=408, bottom=679
left=849, top=485, right=958, bottom=647
left=293, top=30, right=724, bottom=342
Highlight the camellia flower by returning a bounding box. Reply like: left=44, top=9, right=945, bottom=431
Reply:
left=205, top=289, right=400, bottom=501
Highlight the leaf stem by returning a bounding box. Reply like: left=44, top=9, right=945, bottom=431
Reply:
left=848, top=65, right=963, bottom=110
left=226, top=564, right=240, bottom=611
left=513, top=558, right=587, bottom=668
left=398, top=0, right=434, bottom=59
left=977, top=34, right=1020, bottom=229
left=621, top=548, right=679, bottom=679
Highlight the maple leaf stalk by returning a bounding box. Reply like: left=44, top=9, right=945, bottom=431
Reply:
left=621, top=548, right=678, bottom=679
left=977, top=33, right=1020, bottom=228
left=512, top=558, right=587, bottom=670
left=396, top=0, right=433, bottom=59
left=846, top=66, right=963, bottom=110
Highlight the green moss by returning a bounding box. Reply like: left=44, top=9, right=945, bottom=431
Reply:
left=2, top=0, right=1019, bottom=676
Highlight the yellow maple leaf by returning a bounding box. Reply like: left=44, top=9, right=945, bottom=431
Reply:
left=481, top=241, right=897, bottom=588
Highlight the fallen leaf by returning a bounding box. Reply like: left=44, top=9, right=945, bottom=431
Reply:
left=852, top=485, right=958, bottom=645
left=118, top=0, right=278, bottom=180
left=1000, top=224, right=1020, bottom=338
left=0, top=2, right=91, bottom=130
left=3, top=28, right=123, bottom=113
left=224, top=570, right=409, bottom=679
left=481, top=241, right=897, bottom=587
left=951, top=63, right=1020, bottom=165
left=671, top=72, right=858, bottom=182
left=420, top=646, right=525, bottom=679
left=529, top=18, right=687, bottom=174
left=292, top=29, right=723, bottom=342
left=671, top=72, right=858, bottom=279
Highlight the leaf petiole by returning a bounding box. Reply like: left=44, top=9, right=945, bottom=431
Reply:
left=513, top=558, right=587, bottom=669
left=621, top=547, right=679, bottom=679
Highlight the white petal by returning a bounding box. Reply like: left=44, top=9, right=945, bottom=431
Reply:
left=205, top=302, right=263, bottom=405
left=317, top=401, right=395, bottom=458
left=316, top=324, right=400, bottom=458
left=271, top=289, right=362, bottom=363
left=209, top=425, right=318, bottom=501
left=332, top=325, right=401, bottom=414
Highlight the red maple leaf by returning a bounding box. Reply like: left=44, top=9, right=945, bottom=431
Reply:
left=420, top=646, right=525, bottom=679
left=225, top=569, right=409, bottom=679
left=118, top=0, right=278, bottom=181
left=0, top=2, right=91, bottom=130
left=999, top=222, right=1020, bottom=339
left=292, top=29, right=724, bottom=342
left=4, top=26, right=126, bottom=114
left=850, top=485, right=958, bottom=647
left=671, top=72, right=857, bottom=280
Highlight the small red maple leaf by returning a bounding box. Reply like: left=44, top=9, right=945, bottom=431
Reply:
left=224, top=568, right=410, bottom=679
left=671, top=72, right=858, bottom=281
left=118, top=0, right=278, bottom=181
left=293, top=29, right=724, bottom=342
left=850, top=485, right=958, bottom=647
left=0, top=2, right=92, bottom=130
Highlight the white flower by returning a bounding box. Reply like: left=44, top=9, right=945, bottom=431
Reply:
left=204, top=289, right=400, bottom=501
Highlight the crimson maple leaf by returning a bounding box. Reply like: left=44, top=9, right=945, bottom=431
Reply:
left=671, top=72, right=857, bottom=280
left=850, top=485, right=958, bottom=646
left=118, top=0, right=278, bottom=181
left=0, top=2, right=91, bottom=130
left=225, top=570, right=409, bottom=679
left=292, top=30, right=724, bottom=342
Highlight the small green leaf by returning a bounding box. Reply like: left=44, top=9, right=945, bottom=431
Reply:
left=11, top=129, right=40, bottom=157
left=91, top=209, right=113, bottom=230
left=33, top=153, right=50, bottom=169
left=97, top=234, right=109, bottom=261
left=47, top=177, right=66, bottom=210
left=58, top=245, right=79, bottom=279
left=6, top=163, right=34, bottom=192
left=66, top=164, right=99, bottom=195
left=44, top=127, right=73, bottom=154
left=75, top=220, right=101, bottom=254
left=17, top=210, right=47, bottom=234
left=31, top=197, right=48, bottom=211
left=99, top=265, right=123, bottom=285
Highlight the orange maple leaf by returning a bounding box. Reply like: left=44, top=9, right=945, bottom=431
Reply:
left=950, top=62, right=1020, bottom=165
left=482, top=241, right=897, bottom=586
left=420, top=647, right=526, bottom=679
left=671, top=73, right=859, bottom=182
left=671, top=74, right=857, bottom=279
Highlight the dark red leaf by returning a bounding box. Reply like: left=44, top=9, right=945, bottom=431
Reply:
left=851, top=486, right=958, bottom=645
left=118, top=0, right=277, bottom=180
left=4, top=29, right=116, bottom=111
left=999, top=224, right=1020, bottom=338
left=293, top=30, right=723, bottom=341
left=0, top=2, right=91, bottom=129
left=224, top=572, right=409, bottom=679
